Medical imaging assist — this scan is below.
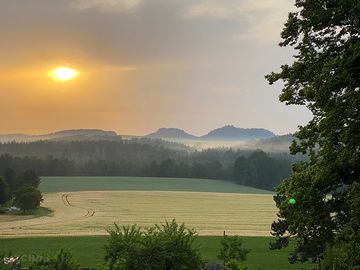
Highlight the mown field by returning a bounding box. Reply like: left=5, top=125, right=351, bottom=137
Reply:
left=0, top=236, right=316, bottom=270
left=1, top=177, right=276, bottom=237
left=0, top=191, right=276, bottom=237
left=39, top=176, right=273, bottom=194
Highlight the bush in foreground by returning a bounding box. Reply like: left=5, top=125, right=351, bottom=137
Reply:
left=29, top=249, right=79, bottom=270
left=104, top=219, right=203, bottom=270
left=217, top=235, right=250, bottom=270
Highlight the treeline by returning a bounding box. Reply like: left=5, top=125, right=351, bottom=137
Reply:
left=0, top=140, right=303, bottom=190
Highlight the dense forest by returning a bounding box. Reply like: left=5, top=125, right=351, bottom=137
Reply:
left=0, top=140, right=302, bottom=190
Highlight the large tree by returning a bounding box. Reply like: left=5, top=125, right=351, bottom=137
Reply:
left=266, top=0, right=360, bottom=267
left=13, top=186, right=43, bottom=212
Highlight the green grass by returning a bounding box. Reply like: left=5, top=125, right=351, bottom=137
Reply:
left=40, top=176, right=273, bottom=194
left=0, top=236, right=316, bottom=270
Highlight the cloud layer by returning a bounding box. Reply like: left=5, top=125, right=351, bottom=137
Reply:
left=0, top=0, right=311, bottom=135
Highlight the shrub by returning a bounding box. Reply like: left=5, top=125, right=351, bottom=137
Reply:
left=218, top=236, right=250, bottom=263
left=29, top=249, right=79, bottom=270
left=218, top=236, right=250, bottom=270
left=104, top=219, right=203, bottom=270
left=204, top=262, right=224, bottom=270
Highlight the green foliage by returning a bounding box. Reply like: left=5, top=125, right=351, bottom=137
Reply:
left=104, top=220, right=203, bottom=270
left=224, top=259, right=241, bottom=270
left=0, top=167, right=41, bottom=207
left=20, top=169, right=40, bottom=188
left=0, top=177, right=9, bottom=205
left=266, top=0, right=360, bottom=267
left=104, top=224, right=142, bottom=269
left=3, top=168, right=17, bottom=193
left=321, top=183, right=360, bottom=270
left=13, top=186, right=43, bottom=212
left=321, top=240, right=360, bottom=270
left=29, top=249, right=79, bottom=270
left=204, top=262, right=224, bottom=270
left=218, top=236, right=249, bottom=268
left=233, top=151, right=291, bottom=190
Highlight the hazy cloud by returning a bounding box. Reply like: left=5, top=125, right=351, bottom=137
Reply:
left=0, top=0, right=311, bottom=135
left=182, top=0, right=294, bottom=42
left=73, top=0, right=143, bottom=11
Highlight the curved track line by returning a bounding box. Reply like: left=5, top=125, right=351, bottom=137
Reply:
left=63, top=194, right=96, bottom=218
left=10, top=193, right=95, bottom=230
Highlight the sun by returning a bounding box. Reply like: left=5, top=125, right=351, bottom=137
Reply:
left=50, top=67, right=79, bottom=81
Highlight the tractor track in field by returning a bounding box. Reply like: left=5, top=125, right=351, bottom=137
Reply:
left=8, top=193, right=95, bottom=230
left=62, top=194, right=95, bottom=218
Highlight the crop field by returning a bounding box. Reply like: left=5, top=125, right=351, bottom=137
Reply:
left=39, top=176, right=273, bottom=194
left=0, top=191, right=276, bottom=237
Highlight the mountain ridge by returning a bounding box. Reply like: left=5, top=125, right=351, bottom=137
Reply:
left=146, top=128, right=198, bottom=140
left=0, top=129, right=120, bottom=142
left=201, top=125, right=275, bottom=140
left=0, top=126, right=277, bottom=142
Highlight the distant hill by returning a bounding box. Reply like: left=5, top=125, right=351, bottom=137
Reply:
left=146, top=128, right=198, bottom=140
left=0, top=129, right=120, bottom=143
left=0, top=126, right=278, bottom=144
left=201, top=125, right=275, bottom=140
left=46, top=129, right=118, bottom=139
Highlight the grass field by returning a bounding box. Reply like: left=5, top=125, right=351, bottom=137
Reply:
left=0, top=236, right=316, bottom=269
left=0, top=176, right=311, bottom=269
left=0, top=191, right=276, bottom=237
left=39, top=176, right=273, bottom=194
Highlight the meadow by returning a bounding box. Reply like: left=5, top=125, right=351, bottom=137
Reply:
left=39, top=176, right=273, bottom=194
left=0, top=236, right=316, bottom=269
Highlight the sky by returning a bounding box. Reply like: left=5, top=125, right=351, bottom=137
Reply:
left=0, top=0, right=312, bottom=136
